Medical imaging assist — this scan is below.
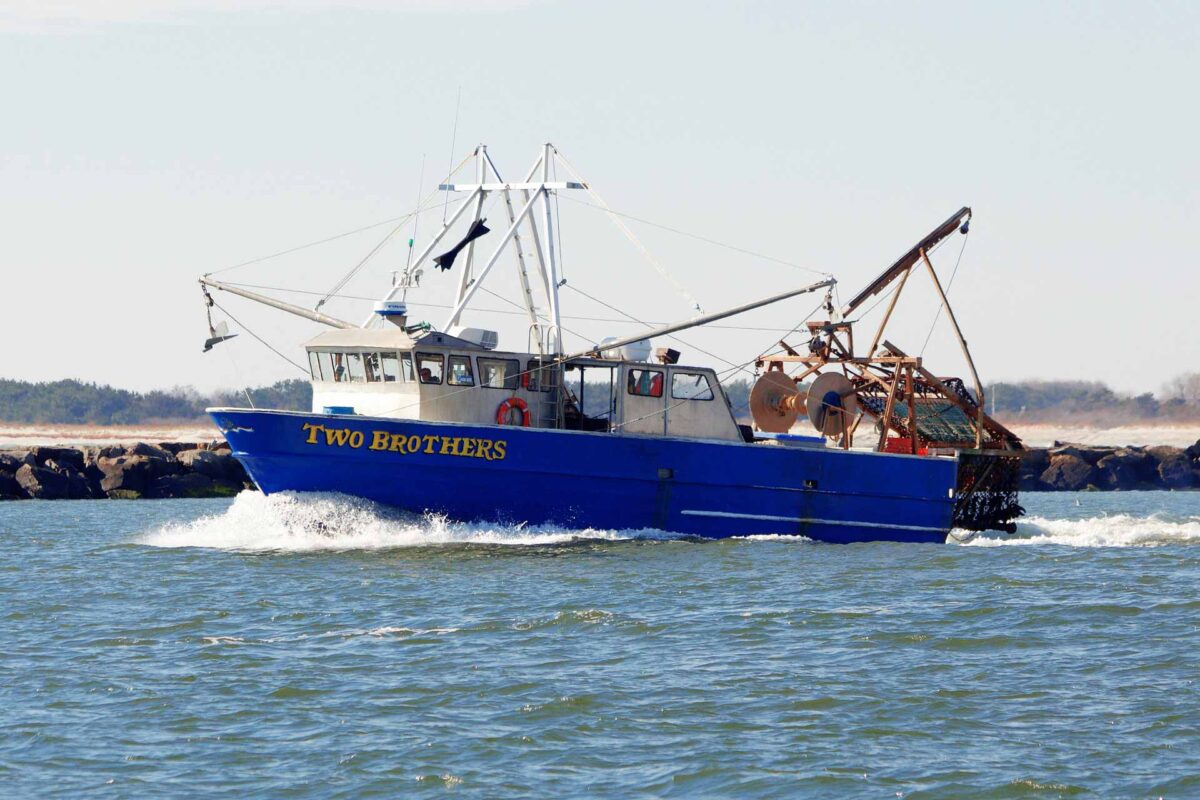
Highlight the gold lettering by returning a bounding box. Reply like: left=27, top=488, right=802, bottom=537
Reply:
left=421, top=435, right=438, bottom=453
left=302, top=423, right=323, bottom=444
left=492, top=440, right=507, bottom=460
left=476, top=440, right=494, bottom=460
left=369, top=430, right=390, bottom=451
left=439, top=437, right=463, bottom=456
left=348, top=431, right=364, bottom=448
left=388, top=434, right=408, bottom=453
left=324, top=428, right=354, bottom=447
left=460, top=438, right=476, bottom=458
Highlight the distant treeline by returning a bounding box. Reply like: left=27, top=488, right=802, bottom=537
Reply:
left=0, top=379, right=311, bottom=425
left=986, top=375, right=1200, bottom=422
left=2, top=372, right=1198, bottom=426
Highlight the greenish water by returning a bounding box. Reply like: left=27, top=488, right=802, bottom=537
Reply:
left=2, top=492, right=1199, bottom=798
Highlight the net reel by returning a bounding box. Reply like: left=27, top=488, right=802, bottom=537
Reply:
left=806, top=372, right=859, bottom=438
left=749, top=370, right=807, bottom=433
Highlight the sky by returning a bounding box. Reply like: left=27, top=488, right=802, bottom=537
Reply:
left=1, top=0, right=1196, bottom=396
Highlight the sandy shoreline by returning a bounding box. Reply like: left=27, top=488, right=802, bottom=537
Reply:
left=0, top=423, right=222, bottom=449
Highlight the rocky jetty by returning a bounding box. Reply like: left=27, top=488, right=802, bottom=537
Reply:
left=0, top=442, right=252, bottom=501
left=1020, top=440, right=1200, bottom=492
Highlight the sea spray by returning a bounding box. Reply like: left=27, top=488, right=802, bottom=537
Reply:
left=138, top=490, right=672, bottom=552
left=960, top=512, right=1200, bottom=548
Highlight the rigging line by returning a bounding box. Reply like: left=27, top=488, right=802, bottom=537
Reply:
left=919, top=229, right=970, bottom=358
left=563, top=283, right=755, bottom=378
left=476, top=286, right=594, bottom=349
left=550, top=148, right=703, bottom=313
left=315, top=188, right=474, bottom=311
left=753, top=297, right=827, bottom=363
left=218, top=281, right=808, bottom=333
left=409, top=153, right=427, bottom=263
left=555, top=193, right=834, bottom=278
left=209, top=298, right=309, bottom=375
left=844, top=235, right=955, bottom=326
left=204, top=200, right=460, bottom=277
left=219, top=342, right=256, bottom=409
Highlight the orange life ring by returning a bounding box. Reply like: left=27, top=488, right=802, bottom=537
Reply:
left=496, top=397, right=531, bottom=427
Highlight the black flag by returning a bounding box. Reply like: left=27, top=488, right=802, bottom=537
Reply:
left=434, top=218, right=491, bottom=271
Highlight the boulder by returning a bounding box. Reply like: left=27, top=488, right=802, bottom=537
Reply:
left=1018, top=472, right=1042, bottom=492
left=1, top=450, right=36, bottom=468
left=1021, top=448, right=1050, bottom=474
left=1146, top=445, right=1186, bottom=462
left=1047, top=444, right=1113, bottom=466
left=146, top=473, right=242, bottom=499
left=1156, top=453, right=1196, bottom=489
left=0, top=470, right=25, bottom=500
left=1040, top=454, right=1098, bottom=491
left=44, top=459, right=96, bottom=499
left=15, top=464, right=72, bottom=499
left=1095, top=454, right=1139, bottom=491
left=1187, top=439, right=1200, bottom=462
left=96, top=455, right=156, bottom=497
left=82, top=446, right=125, bottom=468
left=27, top=447, right=85, bottom=470
left=126, top=442, right=175, bottom=461
left=176, top=448, right=233, bottom=480
left=157, top=442, right=200, bottom=455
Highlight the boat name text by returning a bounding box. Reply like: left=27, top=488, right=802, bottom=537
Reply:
left=301, top=423, right=507, bottom=461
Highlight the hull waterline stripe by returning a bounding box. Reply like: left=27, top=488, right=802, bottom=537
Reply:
left=679, top=509, right=946, bottom=533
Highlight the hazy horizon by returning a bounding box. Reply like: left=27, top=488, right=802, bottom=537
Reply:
left=3, top=1, right=1196, bottom=396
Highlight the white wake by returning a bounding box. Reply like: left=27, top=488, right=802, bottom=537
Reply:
left=961, top=513, right=1200, bottom=548
left=139, top=491, right=668, bottom=552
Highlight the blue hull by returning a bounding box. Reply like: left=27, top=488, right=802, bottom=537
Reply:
left=209, top=408, right=959, bottom=544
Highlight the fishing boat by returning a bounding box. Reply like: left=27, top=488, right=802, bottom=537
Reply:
left=200, top=144, right=1023, bottom=544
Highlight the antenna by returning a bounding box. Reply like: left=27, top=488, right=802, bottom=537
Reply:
left=442, top=87, right=462, bottom=225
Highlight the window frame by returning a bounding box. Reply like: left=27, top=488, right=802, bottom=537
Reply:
left=626, top=368, right=664, bottom=398
left=308, top=351, right=322, bottom=381
left=331, top=353, right=347, bottom=383
left=478, top=357, right=521, bottom=391
left=346, top=352, right=366, bottom=383
left=380, top=352, right=400, bottom=383
left=670, top=370, right=715, bottom=401
left=447, top=354, right=475, bottom=387
left=400, top=352, right=415, bottom=383
left=416, top=352, right=445, bottom=385
left=526, top=359, right=558, bottom=392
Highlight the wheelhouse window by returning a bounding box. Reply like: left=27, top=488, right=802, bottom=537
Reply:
left=363, top=352, right=382, bottom=382
left=380, top=352, right=400, bottom=382
left=400, top=352, right=415, bottom=383
left=331, top=353, right=347, bottom=382
left=526, top=359, right=558, bottom=392
left=478, top=357, right=520, bottom=390
left=346, top=353, right=366, bottom=383
left=308, top=351, right=322, bottom=381
left=671, top=371, right=714, bottom=401
left=317, top=352, right=334, bottom=382
left=448, top=355, right=475, bottom=386
left=417, top=353, right=444, bottom=384
left=627, top=368, right=664, bottom=398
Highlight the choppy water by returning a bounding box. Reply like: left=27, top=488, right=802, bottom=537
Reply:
left=3, top=492, right=1200, bottom=798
